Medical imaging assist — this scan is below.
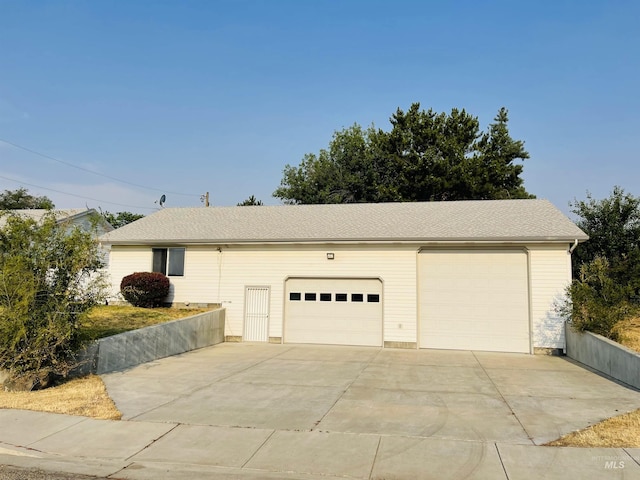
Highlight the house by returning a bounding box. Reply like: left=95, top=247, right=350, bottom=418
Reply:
left=100, top=199, right=588, bottom=354
left=1, top=208, right=114, bottom=235
left=1, top=208, right=114, bottom=265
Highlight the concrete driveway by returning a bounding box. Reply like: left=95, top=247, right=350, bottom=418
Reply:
left=2, top=343, right=640, bottom=479
left=103, top=343, right=639, bottom=444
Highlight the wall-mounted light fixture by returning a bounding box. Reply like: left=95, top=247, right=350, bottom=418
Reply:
left=326, top=253, right=335, bottom=260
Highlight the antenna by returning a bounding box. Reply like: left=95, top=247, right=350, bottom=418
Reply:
left=155, top=194, right=166, bottom=208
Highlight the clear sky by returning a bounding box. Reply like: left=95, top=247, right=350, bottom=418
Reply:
left=1, top=0, right=638, bottom=216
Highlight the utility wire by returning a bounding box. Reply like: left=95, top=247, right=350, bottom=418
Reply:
left=0, top=138, right=200, bottom=197
left=0, top=173, right=159, bottom=211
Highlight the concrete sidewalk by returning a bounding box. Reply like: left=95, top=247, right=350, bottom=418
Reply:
left=1, top=344, right=640, bottom=478
left=0, top=409, right=638, bottom=479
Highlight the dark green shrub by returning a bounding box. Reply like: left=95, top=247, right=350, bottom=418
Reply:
left=560, top=256, right=633, bottom=340
left=120, top=272, right=170, bottom=308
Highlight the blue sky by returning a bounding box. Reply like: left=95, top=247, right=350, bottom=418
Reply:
left=1, top=0, right=638, bottom=215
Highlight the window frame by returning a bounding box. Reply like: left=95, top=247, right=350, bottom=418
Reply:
left=152, top=247, right=186, bottom=277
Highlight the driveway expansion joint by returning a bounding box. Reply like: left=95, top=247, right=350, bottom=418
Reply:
left=472, top=351, right=536, bottom=445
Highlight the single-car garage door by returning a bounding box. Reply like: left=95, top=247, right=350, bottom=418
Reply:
left=284, top=278, right=382, bottom=346
left=419, top=249, right=530, bottom=353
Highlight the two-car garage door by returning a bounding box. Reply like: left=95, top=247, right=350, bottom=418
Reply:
left=278, top=250, right=531, bottom=352
left=284, top=278, right=383, bottom=346
left=418, top=249, right=531, bottom=353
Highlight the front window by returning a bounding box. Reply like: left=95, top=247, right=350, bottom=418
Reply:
left=152, top=248, right=185, bottom=276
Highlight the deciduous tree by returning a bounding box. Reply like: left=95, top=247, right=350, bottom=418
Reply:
left=102, top=211, right=144, bottom=228
left=0, top=211, right=106, bottom=390
left=0, top=187, right=54, bottom=209
left=274, top=103, right=533, bottom=204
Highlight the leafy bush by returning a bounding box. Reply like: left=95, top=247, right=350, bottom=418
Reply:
left=120, top=272, right=170, bottom=308
left=560, top=257, right=633, bottom=340
left=0, top=211, right=106, bottom=389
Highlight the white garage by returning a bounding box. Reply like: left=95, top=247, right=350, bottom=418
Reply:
left=419, top=249, right=531, bottom=353
left=102, top=199, right=588, bottom=353
left=284, top=278, right=383, bottom=346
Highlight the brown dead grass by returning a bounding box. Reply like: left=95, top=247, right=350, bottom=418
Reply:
left=613, top=316, right=640, bottom=354
left=547, top=316, right=640, bottom=448
left=0, top=375, right=121, bottom=420
left=0, top=306, right=215, bottom=421
left=546, top=408, right=640, bottom=448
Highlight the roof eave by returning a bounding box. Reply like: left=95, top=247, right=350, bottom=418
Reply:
left=102, top=235, right=588, bottom=246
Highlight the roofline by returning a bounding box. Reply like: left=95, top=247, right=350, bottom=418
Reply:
left=103, top=236, right=588, bottom=246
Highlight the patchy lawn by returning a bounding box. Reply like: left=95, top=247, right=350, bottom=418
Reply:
left=613, top=315, right=640, bottom=354
left=80, top=304, right=212, bottom=340
left=0, top=375, right=121, bottom=420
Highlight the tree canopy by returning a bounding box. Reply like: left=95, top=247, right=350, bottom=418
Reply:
left=570, top=187, right=640, bottom=301
left=237, top=195, right=264, bottom=206
left=0, top=187, right=54, bottom=209
left=102, top=211, right=145, bottom=228
left=274, top=103, right=533, bottom=204
left=563, top=187, right=640, bottom=339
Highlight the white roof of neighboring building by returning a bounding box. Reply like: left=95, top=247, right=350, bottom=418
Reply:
left=100, top=199, right=587, bottom=245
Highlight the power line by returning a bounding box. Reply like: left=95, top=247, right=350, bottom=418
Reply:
left=0, top=173, right=159, bottom=211
left=0, top=138, right=200, bottom=197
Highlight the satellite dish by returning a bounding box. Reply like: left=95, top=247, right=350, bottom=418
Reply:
left=159, top=194, right=166, bottom=207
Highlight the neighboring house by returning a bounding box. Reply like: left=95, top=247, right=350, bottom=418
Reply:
left=100, top=200, right=588, bottom=354
left=1, top=208, right=114, bottom=265
left=1, top=208, right=113, bottom=234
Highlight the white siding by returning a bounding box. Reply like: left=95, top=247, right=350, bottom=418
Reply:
left=215, top=245, right=417, bottom=343
left=529, top=245, right=572, bottom=349
left=106, top=246, right=153, bottom=300
left=108, top=244, right=417, bottom=343
left=107, top=242, right=573, bottom=350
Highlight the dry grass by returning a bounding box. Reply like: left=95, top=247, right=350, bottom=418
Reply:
left=546, top=408, right=640, bottom=448
left=0, top=306, right=213, bottom=420
left=0, top=375, right=121, bottom=420
left=547, top=316, right=640, bottom=448
left=80, top=304, right=212, bottom=340
left=613, top=316, right=640, bottom=354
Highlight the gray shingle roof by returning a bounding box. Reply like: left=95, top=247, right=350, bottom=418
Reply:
left=100, top=200, right=587, bottom=245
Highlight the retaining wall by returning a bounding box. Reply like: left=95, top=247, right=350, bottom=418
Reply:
left=565, top=322, right=640, bottom=389
left=76, top=308, right=225, bottom=375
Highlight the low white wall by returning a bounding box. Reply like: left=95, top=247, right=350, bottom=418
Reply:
left=565, top=323, right=640, bottom=389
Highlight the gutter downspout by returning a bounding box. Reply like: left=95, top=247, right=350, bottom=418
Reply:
left=569, top=239, right=579, bottom=253
left=563, top=239, right=579, bottom=355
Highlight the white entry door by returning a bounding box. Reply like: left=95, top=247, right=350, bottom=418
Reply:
left=244, top=286, right=270, bottom=342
